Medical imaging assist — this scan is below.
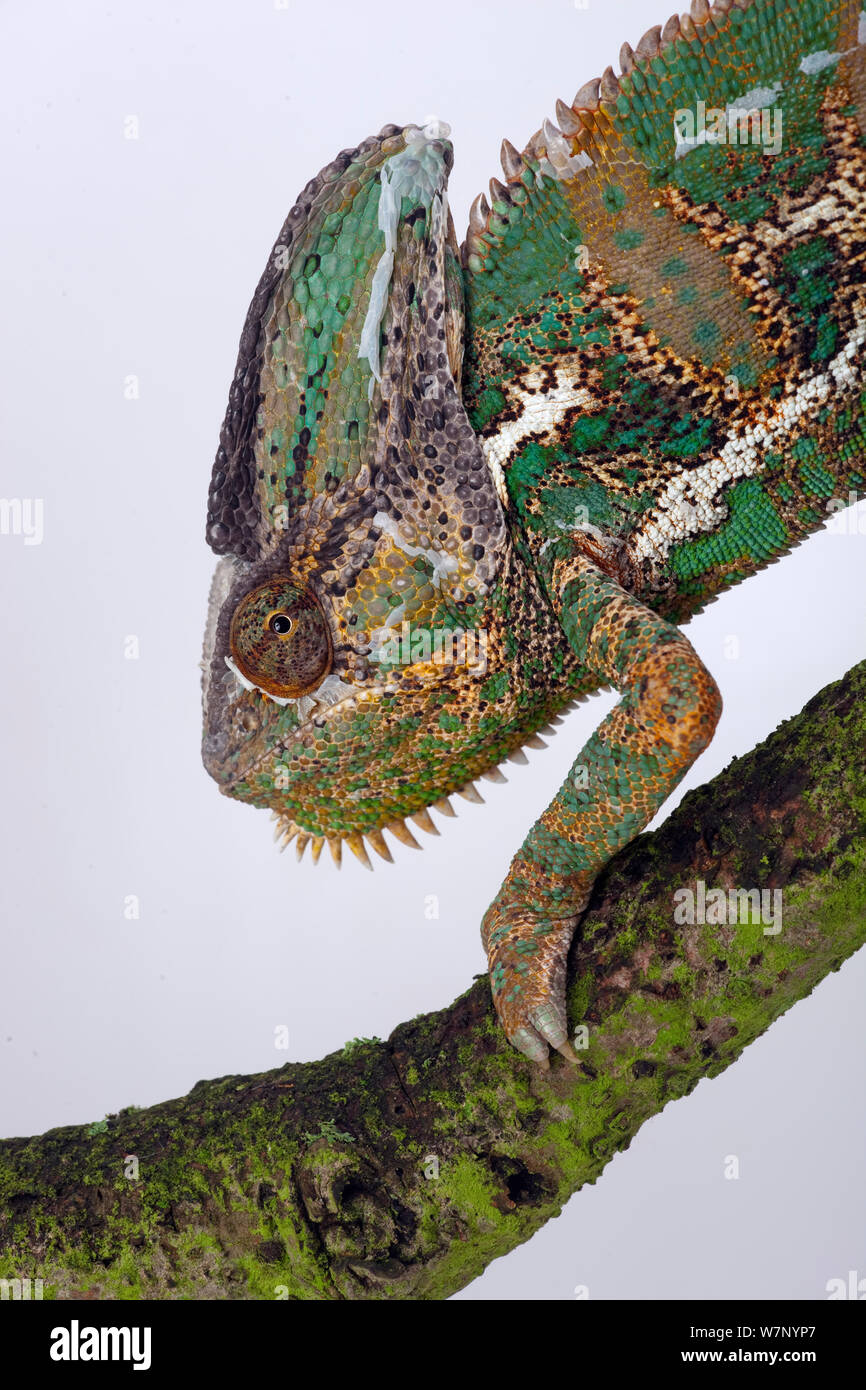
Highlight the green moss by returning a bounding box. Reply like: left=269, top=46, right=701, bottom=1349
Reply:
left=340, top=1037, right=381, bottom=1058
left=438, top=1156, right=503, bottom=1228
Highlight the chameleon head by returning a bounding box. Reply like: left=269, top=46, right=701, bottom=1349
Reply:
left=228, top=578, right=332, bottom=701
left=201, top=117, right=530, bottom=863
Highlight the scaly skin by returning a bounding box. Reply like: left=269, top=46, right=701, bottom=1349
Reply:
left=202, top=0, right=866, bottom=1063
left=482, top=546, right=722, bottom=1065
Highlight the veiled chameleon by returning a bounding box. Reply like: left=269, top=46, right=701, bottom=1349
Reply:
left=203, top=0, right=866, bottom=1064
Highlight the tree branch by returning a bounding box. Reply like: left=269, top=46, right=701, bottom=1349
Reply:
left=2, top=661, right=865, bottom=1301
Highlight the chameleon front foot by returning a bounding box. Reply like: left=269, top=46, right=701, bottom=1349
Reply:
left=483, top=905, right=581, bottom=1068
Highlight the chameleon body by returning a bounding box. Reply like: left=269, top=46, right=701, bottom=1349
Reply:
left=202, top=0, right=866, bottom=1065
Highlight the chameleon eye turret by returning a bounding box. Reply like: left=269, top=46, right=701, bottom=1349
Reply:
left=228, top=579, right=332, bottom=700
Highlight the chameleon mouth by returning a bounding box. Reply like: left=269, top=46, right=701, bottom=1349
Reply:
left=224, top=655, right=378, bottom=726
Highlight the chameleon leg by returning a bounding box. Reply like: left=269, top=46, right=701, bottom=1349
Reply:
left=482, top=550, right=722, bottom=1067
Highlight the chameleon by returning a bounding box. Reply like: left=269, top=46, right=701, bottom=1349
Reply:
left=202, top=0, right=866, bottom=1068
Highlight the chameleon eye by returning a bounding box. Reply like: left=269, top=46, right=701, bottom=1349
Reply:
left=229, top=578, right=332, bottom=699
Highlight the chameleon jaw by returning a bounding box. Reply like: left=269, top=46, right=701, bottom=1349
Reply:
left=267, top=716, right=568, bottom=868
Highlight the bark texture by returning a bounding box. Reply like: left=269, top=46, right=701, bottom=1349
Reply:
left=2, top=661, right=865, bottom=1301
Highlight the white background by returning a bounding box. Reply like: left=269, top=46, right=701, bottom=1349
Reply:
left=1, top=0, right=864, bottom=1300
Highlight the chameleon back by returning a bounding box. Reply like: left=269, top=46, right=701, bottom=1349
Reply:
left=463, top=0, right=866, bottom=624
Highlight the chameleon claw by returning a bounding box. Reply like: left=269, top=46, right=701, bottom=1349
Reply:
left=485, top=908, right=578, bottom=1067
left=509, top=1016, right=578, bottom=1069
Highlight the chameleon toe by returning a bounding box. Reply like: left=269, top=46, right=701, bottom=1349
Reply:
left=527, top=1000, right=570, bottom=1052
left=509, top=1026, right=551, bottom=1068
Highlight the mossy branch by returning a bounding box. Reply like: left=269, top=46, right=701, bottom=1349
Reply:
left=2, top=661, right=865, bottom=1300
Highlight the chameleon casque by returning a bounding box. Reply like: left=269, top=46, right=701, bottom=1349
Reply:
left=202, top=0, right=866, bottom=1067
